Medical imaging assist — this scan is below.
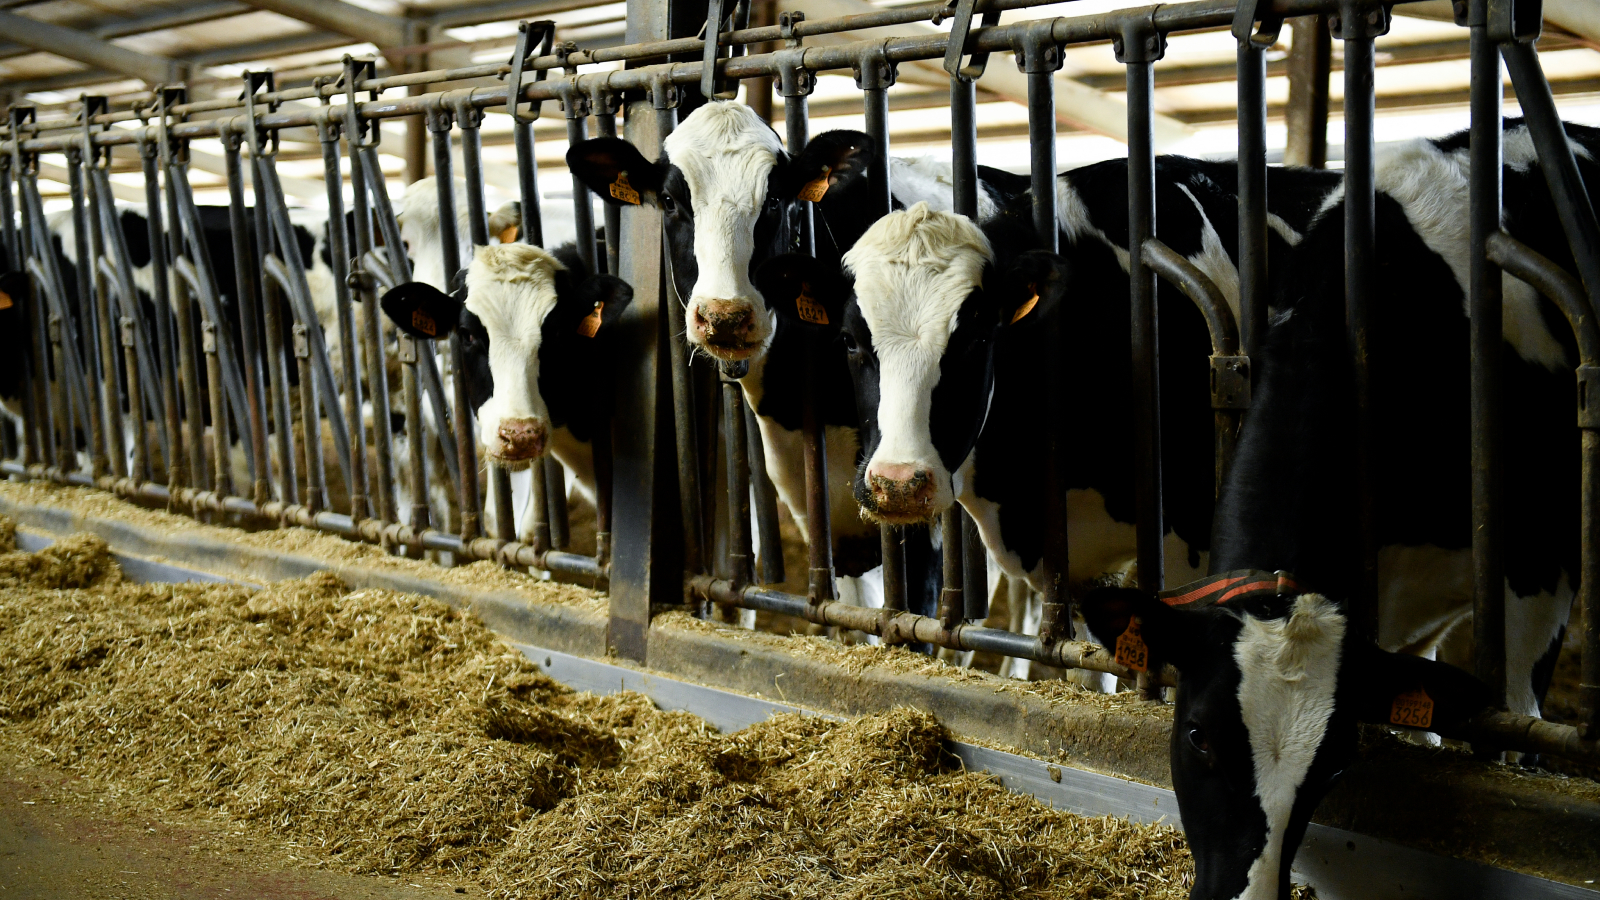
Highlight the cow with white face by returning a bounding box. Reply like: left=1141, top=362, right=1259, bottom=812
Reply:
left=568, top=101, right=1025, bottom=610
left=760, top=156, right=1340, bottom=676
left=379, top=241, right=632, bottom=507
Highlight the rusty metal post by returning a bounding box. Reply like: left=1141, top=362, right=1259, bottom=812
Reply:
left=1284, top=15, right=1331, bottom=169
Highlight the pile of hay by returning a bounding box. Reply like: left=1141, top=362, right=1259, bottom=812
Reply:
left=0, top=522, right=1200, bottom=898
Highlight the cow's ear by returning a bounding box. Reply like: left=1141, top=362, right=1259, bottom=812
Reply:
left=1077, top=585, right=1196, bottom=673
left=566, top=137, right=665, bottom=208
left=568, top=274, right=634, bottom=338
left=756, top=253, right=847, bottom=335
left=489, top=201, right=521, bottom=243
left=381, top=282, right=463, bottom=340
left=1344, top=644, right=1490, bottom=740
left=995, top=250, right=1068, bottom=328
left=777, top=130, right=873, bottom=202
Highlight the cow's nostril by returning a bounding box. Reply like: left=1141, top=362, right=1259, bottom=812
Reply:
left=496, top=419, right=547, bottom=459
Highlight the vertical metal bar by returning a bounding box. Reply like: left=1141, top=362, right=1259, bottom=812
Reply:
left=723, top=374, right=753, bottom=591
left=951, top=77, right=978, bottom=221
left=592, top=91, right=623, bottom=276
left=18, top=165, right=53, bottom=469
left=203, top=321, right=232, bottom=498
left=161, top=161, right=206, bottom=492
left=1584, top=414, right=1599, bottom=739
left=348, top=146, right=396, bottom=526
left=948, top=67, right=982, bottom=625
left=0, top=155, right=15, bottom=276
left=1023, top=28, right=1070, bottom=644
left=400, top=335, right=429, bottom=530
left=80, top=155, right=123, bottom=477
left=546, top=455, right=572, bottom=549
left=1467, top=3, right=1507, bottom=710
left=139, top=145, right=183, bottom=488
left=66, top=149, right=108, bottom=479
left=293, top=323, right=326, bottom=512
left=745, top=402, right=783, bottom=583
left=225, top=134, right=271, bottom=504
left=939, top=509, right=964, bottom=627
left=1340, top=0, right=1385, bottom=645
left=427, top=107, right=482, bottom=543
left=1285, top=14, right=1332, bottom=169
left=46, top=314, right=70, bottom=472
left=252, top=161, right=296, bottom=504
left=661, top=103, right=703, bottom=575
left=962, top=513, right=988, bottom=621
left=320, top=121, right=369, bottom=521
left=562, top=90, right=598, bottom=274
left=1236, top=28, right=1270, bottom=360
left=120, top=317, right=148, bottom=482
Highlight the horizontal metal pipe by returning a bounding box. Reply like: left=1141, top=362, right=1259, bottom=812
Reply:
left=4, top=0, right=1422, bottom=154
left=688, top=574, right=1169, bottom=684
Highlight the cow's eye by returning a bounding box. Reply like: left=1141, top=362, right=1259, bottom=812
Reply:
left=839, top=331, right=858, bottom=353
left=1186, top=725, right=1211, bottom=757
left=660, top=193, right=678, bottom=214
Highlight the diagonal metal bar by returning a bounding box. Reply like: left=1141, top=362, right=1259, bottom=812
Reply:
left=234, top=0, right=418, bottom=49
left=0, top=11, right=185, bottom=84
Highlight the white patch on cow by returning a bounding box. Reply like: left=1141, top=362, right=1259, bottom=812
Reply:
left=1056, top=177, right=1131, bottom=270
left=1503, top=125, right=1594, bottom=172
left=1266, top=213, right=1303, bottom=246
left=662, top=102, right=783, bottom=355
left=399, top=177, right=479, bottom=291
left=547, top=425, right=597, bottom=505
left=1506, top=576, right=1575, bottom=719
left=1233, top=594, right=1346, bottom=900
left=1175, top=182, right=1243, bottom=326
left=1316, top=134, right=1568, bottom=370
left=888, top=156, right=1000, bottom=220
left=845, top=204, right=991, bottom=505
left=462, top=243, right=564, bottom=463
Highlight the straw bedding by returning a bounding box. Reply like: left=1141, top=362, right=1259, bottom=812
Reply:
left=0, top=522, right=1219, bottom=899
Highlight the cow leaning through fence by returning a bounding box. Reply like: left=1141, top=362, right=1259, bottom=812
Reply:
left=1070, top=118, right=1600, bottom=900
left=567, top=99, right=1026, bottom=621
left=758, top=155, right=1339, bottom=677
left=378, top=240, right=633, bottom=518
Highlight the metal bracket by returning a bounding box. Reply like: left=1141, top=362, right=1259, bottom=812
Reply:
left=700, top=0, right=750, bottom=101
left=9, top=107, right=37, bottom=175
left=157, top=87, right=188, bottom=167
left=1211, top=356, right=1252, bottom=410
left=944, top=0, right=1002, bottom=80
left=241, top=71, right=280, bottom=160
left=452, top=91, right=484, bottom=131
left=201, top=320, right=218, bottom=354
left=1112, top=15, right=1167, bottom=64
left=397, top=334, right=418, bottom=365
left=342, top=55, right=380, bottom=149
left=506, top=19, right=556, bottom=124
left=555, top=49, right=590, bottom=120
left=587, top=77, right=619, bottom=120
left=424, top=102, right=454, bottom=134
left=1231, top=0, right=1284, bottom=48
left=119, top=316, right=135, bottom=350
left=779, top=10, right=805, bottom=47
left=1579, top=365, right=1600, bottom=430
left=1488, top=0, right=1541, bottom=42
left=776, top=46, right=815, bottom=99
left=79, top=95, right=111, bottom=170
left=1330, top=1, right=1392, bottom=41
left=853, top=44, right=898, bottom=92
left=291, top=323, right=310, bottom=359
left=650, top=71, right=681, bottom=110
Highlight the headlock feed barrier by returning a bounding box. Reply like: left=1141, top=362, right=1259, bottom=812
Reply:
left=0, top=0, right=1596, bottom=767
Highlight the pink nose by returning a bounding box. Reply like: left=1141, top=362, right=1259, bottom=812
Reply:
left=692, top=300, right=754, bottom=346
left=496, top=418, right=547, bottom=460
left=865, top=463, right=937, bottom=520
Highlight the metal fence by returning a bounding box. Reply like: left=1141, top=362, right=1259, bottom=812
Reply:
left=0, top=0, right=1595, bottom=763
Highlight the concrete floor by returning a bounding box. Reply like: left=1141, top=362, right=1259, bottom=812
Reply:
left=0, top=748, right=479, bottom=900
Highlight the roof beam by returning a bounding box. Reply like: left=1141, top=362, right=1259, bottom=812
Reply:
left=0, top=11, right=186, bottom=85
left=0, top=1, right=248, bottom=64
left=234, top=0, right=418, bottom=49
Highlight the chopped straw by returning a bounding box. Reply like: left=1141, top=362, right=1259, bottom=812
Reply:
left=0, top=520, right=1301, bottom=899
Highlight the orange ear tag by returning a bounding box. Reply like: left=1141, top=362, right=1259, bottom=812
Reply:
left=1389, top=687, right=1435, bottom=729
left=498, top=224, right=519, bottom=244
left=411, top=309, right=436, bottom=337
left=610, top=172, right=641, bottom=205
left=0, top=290, right=12, bottom=311
left=577, top=302, right=605, bottom=338
left=1115, top=617, right=1149, bottom=673
left=794, top=284, right=829, bottom=325
left=798, top=165, right=832, bottom=203
left=1011, top=284, right=1039, bottom=324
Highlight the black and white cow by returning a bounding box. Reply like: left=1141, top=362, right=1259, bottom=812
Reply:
left=379, top=240, right=634, bottom=516
left=1071, top=118, right=1599, bottom=900
left=567, top=100, right=1025, bottom=614
left=758, top=156, right=1340, bottom=674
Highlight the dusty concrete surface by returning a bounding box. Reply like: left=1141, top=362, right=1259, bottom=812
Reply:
left=0, top=749, right=479, bottom=900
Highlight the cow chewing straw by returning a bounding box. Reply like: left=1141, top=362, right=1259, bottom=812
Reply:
left=0, top=520, right=1313, bottom=898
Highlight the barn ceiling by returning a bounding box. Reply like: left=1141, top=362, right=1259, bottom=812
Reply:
left=0, top=0, right=1594, bottom=209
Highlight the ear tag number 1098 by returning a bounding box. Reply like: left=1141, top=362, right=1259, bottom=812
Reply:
left=1115, top=618, right=1149, bottom=673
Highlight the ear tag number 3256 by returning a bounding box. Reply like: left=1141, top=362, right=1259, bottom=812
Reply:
left=577, top=302, right=604, bottom=338
left=1115, top=618, right=1149, bottom=673
left=795, top=285, right=828, bottom=325
left=798, top=165, right=831, bottom=203
left=1389, top=687, right=1434, bottom=729
left=610, top=172, right=641, bottom=205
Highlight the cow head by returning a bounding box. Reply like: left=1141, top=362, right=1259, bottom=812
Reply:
left=380, top=242, right=632, bottom=466
left=1078, top=586, right=1489, bottom=900
left=759, top=204, right=1065, bottom=524
left=396, top=176, right=523, bottom=291
left=568, top=101, right=870, bottom=363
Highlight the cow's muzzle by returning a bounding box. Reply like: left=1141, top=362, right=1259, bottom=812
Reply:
left=862, top=463, right=939, bottom=524
left=494, top=417, right=547, bottom=463
left=690, top=299, right=757, bottom=357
